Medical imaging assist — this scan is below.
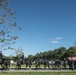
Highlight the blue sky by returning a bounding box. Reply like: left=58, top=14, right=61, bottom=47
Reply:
left=2, top=0, right=76, bottom=57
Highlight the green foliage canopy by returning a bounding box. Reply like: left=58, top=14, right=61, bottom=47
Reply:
left=0, top=0, right=21, bottom=50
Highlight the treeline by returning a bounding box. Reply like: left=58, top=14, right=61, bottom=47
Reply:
left=27, top=46, right=76, bottom=60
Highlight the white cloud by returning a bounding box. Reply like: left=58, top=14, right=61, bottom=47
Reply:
left=55, top=37, right=63, bottom=40
left=43, top=37, right=63, bottom=44
left=50, top=37, right=63, bottom=44
left=51, top=40, right=60, bottom=44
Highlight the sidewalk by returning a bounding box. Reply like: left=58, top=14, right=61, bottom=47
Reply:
left=0, top=68, right=76, bottom=72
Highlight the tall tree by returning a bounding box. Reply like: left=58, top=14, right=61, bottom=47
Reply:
left=14, top=47, right=23, bottom=58
left=27, top=55, right=34, bottom=60
left=65, top=46, right=76, bottom=57
left=0, top=0, right=21, bottom=50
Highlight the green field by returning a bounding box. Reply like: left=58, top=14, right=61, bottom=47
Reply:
left=0, top=72, right=76, bottom=75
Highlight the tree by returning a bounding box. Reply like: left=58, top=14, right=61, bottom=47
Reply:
left=0, top=0, right=21, bottom=50
left=74, top=42, right=76, bottom=55
left=14, top=47, right=23, bottom=58
left=58, top=47, right=66, bottom=60
left=43, top=51, right=48, bottom=59
left=50, top=47, right=66, bottom=60
left=27, top=55, right=34, bottom=60
left=65, top=46, right=76, bottom=57
left=35, top=52, right=41, bottom=58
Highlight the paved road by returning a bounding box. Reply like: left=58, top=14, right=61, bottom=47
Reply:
left=0, top=68, right=76, bottom=72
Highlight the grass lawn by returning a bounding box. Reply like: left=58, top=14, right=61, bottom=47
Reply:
left=0, top=72, right=76, bottom=75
